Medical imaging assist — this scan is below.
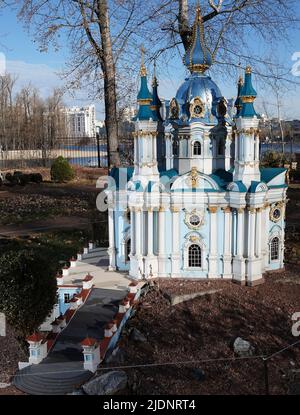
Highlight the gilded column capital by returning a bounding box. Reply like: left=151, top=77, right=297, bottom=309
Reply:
left=171, top=206, right=180, bottom=213
left=247, top=207, right=256, bottom=214
left=236, top=208, right=244, bottom=214
left=208, top=206, right=218, bottom=213
left=222, top=207, right=231, bottom=213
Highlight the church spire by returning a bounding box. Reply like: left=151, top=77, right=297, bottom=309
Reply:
left=239, top=66, right=258, bottom=118
left=136, top=46, right=156, bottom=121
left=150, top=61, right=162, bottom=121
left=184, top=4, right=213, bottom=74
left=234, top=75, right=244, bottom=117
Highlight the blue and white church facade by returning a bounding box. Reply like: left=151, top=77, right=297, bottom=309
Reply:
left=105, top=7, right=288, bottom=286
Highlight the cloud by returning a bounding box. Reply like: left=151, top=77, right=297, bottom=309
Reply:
left=5, top=59, right=105, bottom=118
left=6, top=59, right=63, bottom=96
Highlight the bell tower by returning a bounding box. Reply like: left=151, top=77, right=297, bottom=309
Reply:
left=233, top=66, right=260, bottom=188
left=132, top=47, right=159, bottom=184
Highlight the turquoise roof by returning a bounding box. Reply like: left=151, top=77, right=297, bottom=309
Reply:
left=232, top=181, right=248, bottom=192
left=136, top=105, right=157, bottom=121
left=248, top=181, right=261, bottom=193
left=240, top=102, right=258, bottom=118
left=159, top=169, right=178, bottom=179
left=135, top=73, right=158, bottom=121
left=137, top=75, right=152, bottom=101
left=151, top=78, right=162, bottom=121
left=210, top=169, right=233, bottom=190
left=240, top=70, right=257, bottom=98
left=110, top=167, right=287, bottom=193
left=239, top=67, right=259, bottom=118
left=260, top=167, right=286, bottom=183
left=184, top=7, right=212, bottom=74
left=234, top=77, right=243, bottom=117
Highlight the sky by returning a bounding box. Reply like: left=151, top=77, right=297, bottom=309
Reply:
left=1, top=5, right=300, bottom=121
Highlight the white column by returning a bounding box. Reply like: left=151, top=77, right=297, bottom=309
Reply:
left=208, top=206, right=218, bottom=278
left=158, top=208, right=165, bottom=255
left=236, top=208, right=244, bottom=257
left=248, top=208, right=256, bottom=259
left=264, top=203, right=270, bottom=268
left=255, top=135, right=260, bottom=160
left=233, top=207, right=246, bottom=284
left=255, top=208, right=262, bottom=257
left=131, top=208, right=136, bottom=255
left=144, top=207, right=158, bottom=278
left=247, top=207, right=263, bottom=285
left=108, top=208, right=116, bottom=271
left=135, top=208, right=142, bottom=256
left=157, top=207, right=167, bottom=276
left=147, top=208, right=153, bottom=256
left=171, top=207, right=180, bottom=277
left=222, top=207, right=232, bottom=278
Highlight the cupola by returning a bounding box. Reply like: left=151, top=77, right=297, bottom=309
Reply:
left=184, top=5, right=212, bottom=74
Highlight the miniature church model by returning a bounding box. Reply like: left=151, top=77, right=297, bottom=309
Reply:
left=105, top=7, right=287, bottom=286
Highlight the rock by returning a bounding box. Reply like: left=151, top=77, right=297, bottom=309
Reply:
left=233, top=337, right=254, bottom=357
left=0, top=382, right=11, bottom=389
left=192, top=368, right=205, bottom=382
left=130, top=328, right=147, bottom=342
left=165, top=289, right=222, bottom=306
left=83, top=370, right=128, bottom=395
left=106, top=347, right=126, bottom=364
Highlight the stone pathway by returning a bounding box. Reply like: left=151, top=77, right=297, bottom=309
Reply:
left=13, top=248, right=130, bottom=395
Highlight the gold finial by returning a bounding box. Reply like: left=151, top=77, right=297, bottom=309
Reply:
left=246, top=65, right=252, bottom=74
left=196, top=1, right=202, bottom=22
left=238, top=75, right=243, bottom=85
left=140, top=45, right=147, bottom=77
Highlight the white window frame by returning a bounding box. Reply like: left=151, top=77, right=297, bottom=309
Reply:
left=183, top=232, right=207, bottom=271
left=268, top=228, right=282, bottom=264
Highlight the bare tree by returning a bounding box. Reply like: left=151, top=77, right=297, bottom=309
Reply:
left=5, top=0, right=298, bottom=171
left=12, top=0, right=174, bottom=168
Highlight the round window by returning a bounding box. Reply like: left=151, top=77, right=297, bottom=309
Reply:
left=273, top=208, right=281, bottom=220
left=190, top=214, right=201, bottom=227
left=194, top=105, right=203, bottom=115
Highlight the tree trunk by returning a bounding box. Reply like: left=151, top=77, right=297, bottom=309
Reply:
left=97, top=0, right=120, bottom=169
left=178, top=0, right=191, bottom=50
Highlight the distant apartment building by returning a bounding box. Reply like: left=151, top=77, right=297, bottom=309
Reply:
left=65, top=105, right=96, bottom=138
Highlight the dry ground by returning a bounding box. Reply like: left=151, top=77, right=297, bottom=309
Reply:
left=109, top=268, right=300, bottom=395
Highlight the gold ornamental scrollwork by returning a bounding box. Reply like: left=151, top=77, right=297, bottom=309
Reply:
left=190, top=97, right=205, bottom=119
left=187, top=166, right=199, bottom=189
left=170, top=98, right=179, bottom=119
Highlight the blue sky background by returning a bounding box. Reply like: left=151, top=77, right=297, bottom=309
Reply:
left=1, top=5, right=300, bottom=121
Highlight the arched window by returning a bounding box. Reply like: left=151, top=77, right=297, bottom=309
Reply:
left=188, top=244, right=201, bottom=268
left=270, top=237, right=279, bottom=261
left=172, top=140, right=179, bottom=156
left=193, top=141, right=201, bottom=156
left=125, top=239, right=131, bottom=263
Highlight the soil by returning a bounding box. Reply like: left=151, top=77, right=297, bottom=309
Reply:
left=0, top=324, right=26, bottom=395
left=110, top=267, right=300, bottom=395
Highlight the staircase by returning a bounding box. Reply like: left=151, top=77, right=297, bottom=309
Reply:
left=12, top=249, right=129, bottom=395
left=13, top=360, right=92, bottom=395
